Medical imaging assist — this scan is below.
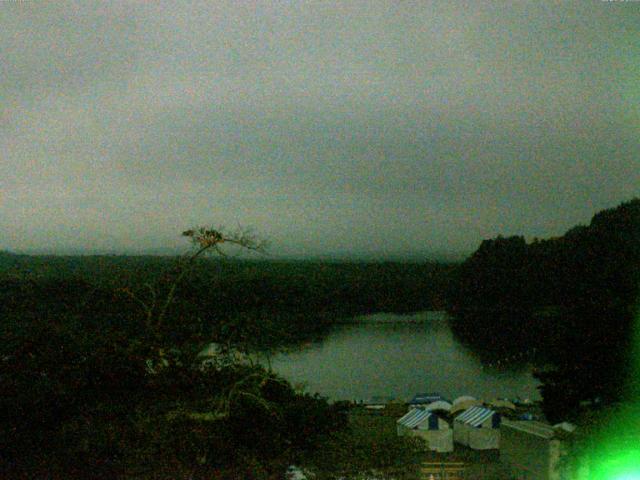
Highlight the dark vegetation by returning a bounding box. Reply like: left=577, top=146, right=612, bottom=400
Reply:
left=0, top=231, right=454, bottom=478
left=307, top=408, right=425, bottom=480
left=0, top=254, right=454, bottom=349
left=447, top=198, right=640, bottom=422
left=3, top=198, right=638, bottom=477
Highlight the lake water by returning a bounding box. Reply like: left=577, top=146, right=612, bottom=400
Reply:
left=270, top=311, right=541, bottom=402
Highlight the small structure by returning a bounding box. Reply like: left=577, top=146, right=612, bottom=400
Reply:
left=397, top=409, right=453, bottom=453
left=425, top=400, right=453, bottom=414
left=518, top=412, right=538, bottom=421
left=451, top=395, right=482, bottom=415
left=453, top=406, right=501, bottom=450
left=408, top=392, right=446, bottom=408
left=363, top=396, right=395, bottom=412
left=500, top=420, right=576, bottom=480
left=489, top=399, right=518, bottom=418
left=489, top=399, right=517, bottom=411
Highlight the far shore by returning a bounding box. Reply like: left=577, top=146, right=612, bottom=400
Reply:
left=335, top=310, right=449, bottom=324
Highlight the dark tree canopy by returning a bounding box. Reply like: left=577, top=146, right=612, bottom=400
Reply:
left=0, top=228, right=351, bottom=479
left=448, top=198, right=640, bottom=420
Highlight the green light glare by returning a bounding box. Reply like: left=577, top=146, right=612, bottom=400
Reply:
left=582, top=431, right=640, bottom=480
left=633, top=301, right=640, bottom=399
left=576, top=302, right=640, bottom=479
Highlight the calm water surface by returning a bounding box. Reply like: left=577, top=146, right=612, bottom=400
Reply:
left=270, top=311, right=540, bottom=402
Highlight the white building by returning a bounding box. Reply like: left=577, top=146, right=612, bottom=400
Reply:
left=500, top=420, right=575, bottom=480
left=397, top=409, right=453, bottom=453
left=453, top=406, right=501, bottom=450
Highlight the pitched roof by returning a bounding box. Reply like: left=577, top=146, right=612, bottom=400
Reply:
left=489, top=399, right=516, bottom=410
left=452, top=395, right=477, bottom=405
left=501, top=420, right=555, bottom=438
left=455, top=406, right=496, bottom=427
left=501, top=420, right=576, bottom=439
left=397, top=409, right=435, bottom=429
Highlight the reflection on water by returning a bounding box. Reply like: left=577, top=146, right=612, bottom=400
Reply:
left=270, top=311, right=540, bottom=401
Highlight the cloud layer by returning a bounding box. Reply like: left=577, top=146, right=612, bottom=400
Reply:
left=2, top=2, right=639, bottom=257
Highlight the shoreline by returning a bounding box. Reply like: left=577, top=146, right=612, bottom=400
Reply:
left=335, top=310, right=449, bottom=325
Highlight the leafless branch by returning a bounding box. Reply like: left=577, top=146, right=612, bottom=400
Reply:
left=154, top=225, right=268, bottom=331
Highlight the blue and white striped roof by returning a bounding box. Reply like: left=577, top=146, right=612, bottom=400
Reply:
left=397, top=409, right=434, bottom=429
left=455, top=406, right=496, bottom=427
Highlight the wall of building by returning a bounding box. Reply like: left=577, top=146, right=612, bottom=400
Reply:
left=500, top=426, right=551, bottom=480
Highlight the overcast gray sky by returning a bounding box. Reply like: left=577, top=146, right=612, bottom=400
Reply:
left=1, top=1, right=639, bottom=258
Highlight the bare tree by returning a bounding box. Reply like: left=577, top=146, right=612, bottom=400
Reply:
left=119, top=226, right=284, bottom=425
left=121, top=225, right=268, bottom=338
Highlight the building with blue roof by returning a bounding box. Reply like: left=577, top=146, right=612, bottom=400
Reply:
left=453, top=405, right=501, bottom=450
left=396, top=409, right=453, bottom=452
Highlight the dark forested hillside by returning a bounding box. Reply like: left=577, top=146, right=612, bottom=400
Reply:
left=2, top=247, right=458, bottom=477
left=1, top=257, right=455, bottom=347
left=449, top=198, right=640, bottom=315
left=447, top=198, right=640, bottom=421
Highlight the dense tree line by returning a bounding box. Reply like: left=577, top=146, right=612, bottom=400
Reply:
left=1, top=230, right=357, bottom=478
left=1, top=309, right=349, bottom=478
left=447, top=198, right=640, bottom=421
left=450, top=199, right=640, bottom=312
left=0, top=256, right=454, bottom=349
left=1, top=237, right=452, bottom=478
